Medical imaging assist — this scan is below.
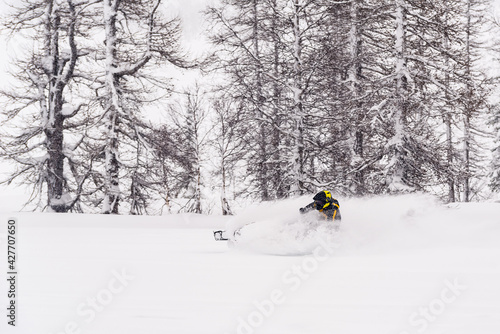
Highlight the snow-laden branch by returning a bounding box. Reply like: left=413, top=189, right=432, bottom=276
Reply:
left=61, top=103, right=85, bottom=120
left=212, top=8, right=294, bottom=92
left=112, top=0, right=161, bottom=77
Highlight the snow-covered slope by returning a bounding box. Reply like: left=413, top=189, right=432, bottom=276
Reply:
left=1, top=194, right=499, bottom=334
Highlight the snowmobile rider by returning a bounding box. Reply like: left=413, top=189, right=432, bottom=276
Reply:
left=299, top=190, right=341, bottom=222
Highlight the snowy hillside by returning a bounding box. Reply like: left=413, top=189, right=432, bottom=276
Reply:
left=1, top=194, right=500, bottom=334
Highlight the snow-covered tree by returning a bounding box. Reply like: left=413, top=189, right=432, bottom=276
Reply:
left=96, top=0, right=188, bottom=214
left=158, top=87, right=208, bottom=214
left=0, top=0, right=97, bottom=212
left=435, top=0, right=463, bottom=202
left=367, top=0, right=447, bottom=193
left=456, top=0, right=491, bottom=202
left=207, top=0, right=334, bottom=198
left=210, top=98, right=247, bottom=215
left=491, top=108, right=500, bottom=194
left=317, top=0, right=389, bottom=196
left=206, top=0, right=274, bottom=200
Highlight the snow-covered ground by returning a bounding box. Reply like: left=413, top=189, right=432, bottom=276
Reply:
left=0, top=194, right=499, bottom=334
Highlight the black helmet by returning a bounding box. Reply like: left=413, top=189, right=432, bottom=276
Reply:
left=313, top=190, right=332, bottom=210
left=313, top=190, right=332, bottom=203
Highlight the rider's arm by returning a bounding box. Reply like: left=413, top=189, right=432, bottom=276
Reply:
left=299, top=202, right=315, bottom=213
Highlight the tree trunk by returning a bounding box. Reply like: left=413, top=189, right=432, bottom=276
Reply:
left=102, top=0, right=121, bottom=214
left=45, top=7, right=66, bottom=210
left=290, top=0, right=305, bottom=196
left=270, top=0, right=285, bottom=199
left=463, top=0, right=472, bottom=202
left=442, top=2, right=456, bottom=203
left=387, top=0, right=409, bottom=192
left=445, top=111, right=456, bottom=202
left=221, top=164, right=232, bottom=215
left=252, top=0, right=270, bottom=201
left=43, top=0, right=78, bottom=212
left=349, top=0, right=365, bottom=195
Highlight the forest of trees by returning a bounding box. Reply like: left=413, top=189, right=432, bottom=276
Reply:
left=1, top=0, right=500, bottom=215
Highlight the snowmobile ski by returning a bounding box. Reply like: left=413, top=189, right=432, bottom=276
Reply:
left=213, top=224, right=248, bottom=241
left=213, top=230, right=229, bottom=241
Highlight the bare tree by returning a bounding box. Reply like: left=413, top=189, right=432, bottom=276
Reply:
left=155, top=86, right=209, bottom=214
left=0, top=0, right=97, bottom=212
left=210, top=98, right=246, bottom=215
left=98, top=0, right=190, bottom=213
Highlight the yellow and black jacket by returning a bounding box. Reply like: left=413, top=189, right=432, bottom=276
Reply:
left=300, top=191, right=341, bottom=222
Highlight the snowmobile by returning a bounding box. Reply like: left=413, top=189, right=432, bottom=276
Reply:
left=214, top=222, right=253, bottom=242
left=213, top=213, right=340, bottom=243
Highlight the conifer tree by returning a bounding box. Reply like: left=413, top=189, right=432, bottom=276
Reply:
left=0, top=0, right=97, bottom=212
left=98, top=0, right=188, bottom=213
left=210, top=98, right=246, bottom=215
